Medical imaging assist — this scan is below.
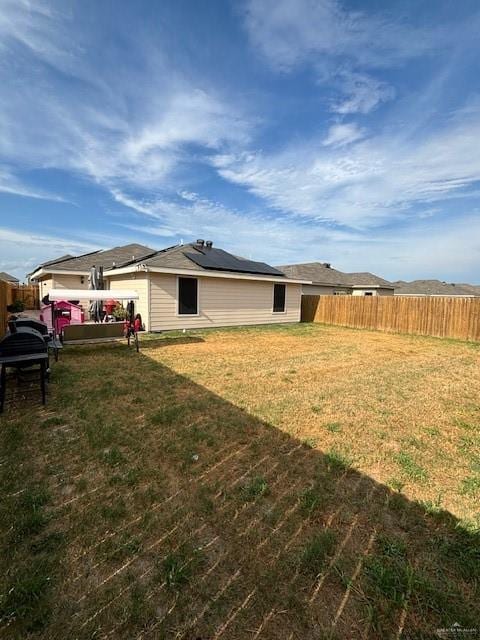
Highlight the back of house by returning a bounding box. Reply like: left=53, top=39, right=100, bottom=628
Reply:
left=105, top=240, right=307, bottom=331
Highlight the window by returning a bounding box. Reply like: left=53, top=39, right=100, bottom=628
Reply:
left=178, top=277, right=198, bottom=315
left=273, top=283, right=286, bottom=313
left=364, top=292, right=373, bottom=296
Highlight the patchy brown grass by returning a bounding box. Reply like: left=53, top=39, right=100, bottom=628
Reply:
left=0, top=323, right=479, bottom=639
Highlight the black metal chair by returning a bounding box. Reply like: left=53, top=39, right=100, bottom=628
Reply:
left=0, top=324, right=49, bottom=413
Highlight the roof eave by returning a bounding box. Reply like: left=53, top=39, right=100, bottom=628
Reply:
left=29, top=267, right=91, bottom=280
left=105, top=263, right=311, bottom=284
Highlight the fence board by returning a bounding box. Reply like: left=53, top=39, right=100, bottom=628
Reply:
left=302, top=295, right=480, bottom=342
left=0, top=281, right=13, bottom=335
left=12, top=284, right=40, bottom=310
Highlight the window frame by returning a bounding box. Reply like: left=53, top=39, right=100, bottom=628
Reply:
left=272, top=282, right=287, bottom=314
left=176, top=276, right=199, bottom=316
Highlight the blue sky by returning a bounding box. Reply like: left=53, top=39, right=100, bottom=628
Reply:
left=1, top=0, right=480, bottom=282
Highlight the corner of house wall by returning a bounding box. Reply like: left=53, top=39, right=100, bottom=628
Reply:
left=146, top=273, right=151, bottom=332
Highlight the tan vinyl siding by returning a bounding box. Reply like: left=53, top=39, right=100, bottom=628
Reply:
left=149, top=273, right=301, bottom=331
left=37, top=276, right=54, bottom=302
left=107, top=274, right=150, bottom=330
left=302, top=284, right=351, bottom=296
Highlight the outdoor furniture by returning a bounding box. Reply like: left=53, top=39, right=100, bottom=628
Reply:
left=0, top=326, right=49, bottom=413
left=48, top=288, right=141, bottom=352
left=63, top=321, right=125, bottom=342
left=62, top=322, right=139, bottom=351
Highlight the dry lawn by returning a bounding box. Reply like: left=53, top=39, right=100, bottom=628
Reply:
left=0, top=323, right=479, bottom=639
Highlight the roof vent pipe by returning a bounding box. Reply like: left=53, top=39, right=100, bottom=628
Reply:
left=205, top=240, right=213, bottom=249
left=196, top=239, right=205, bottom=247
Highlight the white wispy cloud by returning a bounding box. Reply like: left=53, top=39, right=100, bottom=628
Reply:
left=331, top=71, right=395, bottom=114
left=213, top=100, right=480, bottom=227
left=0, top=166, right=67, bottom=202
left=0, top=3, right=253, bottom=195
left=111, top=189, right=362, bottom=263
left=322, top=123, right=365, bottom=147
left=0, top=226, right=100, bottom=281
left=244, top=0, right=434, bottom=70
left=243, top=0, right=438, bottom=114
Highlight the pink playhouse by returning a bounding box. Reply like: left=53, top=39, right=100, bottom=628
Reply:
left=40, top=300, right=85, bottom=334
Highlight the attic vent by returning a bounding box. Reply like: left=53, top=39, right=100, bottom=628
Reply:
left=196, top=239, right=205, bottom=248
left=323, top=263, right=331, bottom=269
left=205, top=240, right=213, bottom=249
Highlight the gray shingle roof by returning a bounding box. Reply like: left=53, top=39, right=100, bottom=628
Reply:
left=393, top=280, right=478, bottom=296
left=276, top=262, right=350, bottom=286
left=39, top=254, right=75, bottom=268
left=0, top=271, right=19, bottom=283
left=346, top=272, right=394, bottom=288
left=277, top=262, right=393, bottom=288
left=140, top=244, right=204, bottom=271
left=107, top=242, right=286, bottom=278
left=457, top=283, right=480, bottom=296
left=35, top=244, right=156, bottom=273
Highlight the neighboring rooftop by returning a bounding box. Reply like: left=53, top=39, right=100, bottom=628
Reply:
left=38, top=254, right=75, bottom=269
left=277, top=262, right=394, bottom=288
left=346, top=272, right=394, bottom=288
left=393, top=280, right=479, bottom=296
left=30, top=244, right=156, bottom=277
left=276, top=262, right=349, bottom=287
left=111, top=241, right=286, bottom=278
left=0, top=271, right=19, bottom=283
left=456, top=283, right=480, bottom=296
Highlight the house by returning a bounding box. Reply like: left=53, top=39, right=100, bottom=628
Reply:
left=276, top=262, right=352, bottom=295
left=393, top=280, right=479, bottom=297
left=103, top=240, right=307, bottom=331
left=0, top=271, right=19, bottom=284
left=346, top=272, right=395, bottom=296
left=277, top=262, right=394, bottom=296
left=27, top=244, right=156, bottom=306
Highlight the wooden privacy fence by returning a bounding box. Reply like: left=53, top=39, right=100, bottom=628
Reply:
left=301, top=295, right=480, bottom=342
left=0, top=282, right=40, bottom=334
left=13, top=284, right=40, bottom=310
left=0, top=280, right=14, bottom=334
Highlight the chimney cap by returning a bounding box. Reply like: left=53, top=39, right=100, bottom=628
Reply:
left=205, top=240, right=213, bottom=249
left=196, top=239, right=205, bottom=247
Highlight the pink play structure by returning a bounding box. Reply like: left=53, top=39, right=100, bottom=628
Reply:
left=40, top=300, right=85, bottom=334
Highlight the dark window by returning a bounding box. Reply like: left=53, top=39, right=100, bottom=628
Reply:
left=364, top=292, right=373, bottom=296
left=273, top=283, right=286, bottom=312
left=178, top=277, right=198, bottom=315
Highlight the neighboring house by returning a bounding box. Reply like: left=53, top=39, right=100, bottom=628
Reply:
left=104, top=240, right=307, bottom=331
left=27, top=244, right=156, bottom=307
left=277, top=262, right=394, bottom=296
left=0, top=271, right=19, bottom=284
left=393, top=280, right=479, bottom=297
left=276, top=262, right=352, bottom=295
left=346, top=272, right=395, bottom=296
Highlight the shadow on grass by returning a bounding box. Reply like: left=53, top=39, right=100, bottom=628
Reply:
left=0, top=340, right=479, bottom=640
left=139, top=335, right=205, bottom=348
